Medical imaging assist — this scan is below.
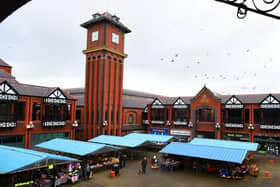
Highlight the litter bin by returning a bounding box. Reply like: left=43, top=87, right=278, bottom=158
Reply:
left=112, top=164, right=120, bottom=176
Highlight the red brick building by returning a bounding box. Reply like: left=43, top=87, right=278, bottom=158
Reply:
left=0, top=58, right=76, bottom=148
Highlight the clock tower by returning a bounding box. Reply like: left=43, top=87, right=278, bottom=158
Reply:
left=81, top=12, right=131, bottom=139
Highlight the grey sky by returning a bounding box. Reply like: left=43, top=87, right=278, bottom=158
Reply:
left=1, top=0, right=280, bottom=96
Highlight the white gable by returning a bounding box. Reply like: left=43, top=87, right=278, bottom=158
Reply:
left=152, top=98, right=164, bottom=108
left=44, top=88, right=67, bottom=104
left=173, top=98, right=188, bottom=109
left=225, top=96, right=243, bottom=108
left=0, top=82, right=18, bottom=101
left=261, top=95, right=280, bottom=108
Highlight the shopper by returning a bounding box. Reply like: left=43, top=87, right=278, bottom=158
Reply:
left=141, top=156, right=148, bottom=174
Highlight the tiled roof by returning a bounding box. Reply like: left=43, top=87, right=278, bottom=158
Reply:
left=81, top=12, right=131, bottom=33
left=0, top=58, right=11, bottom=67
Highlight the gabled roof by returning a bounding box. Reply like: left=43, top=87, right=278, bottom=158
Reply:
left=0, top=58, right=11, bottom=67
left=81, top=12, right=131, bottom=33
left=191, top=86, right=221, bottom=103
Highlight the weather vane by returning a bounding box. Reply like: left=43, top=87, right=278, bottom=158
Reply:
left=215, top=0, right=280, bottom=20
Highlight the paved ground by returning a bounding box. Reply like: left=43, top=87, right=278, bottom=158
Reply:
left=64, top=154, right=280, bottom=187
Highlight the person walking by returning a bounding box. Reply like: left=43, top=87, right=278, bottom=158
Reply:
left=141, top=156, right=148, bottom=174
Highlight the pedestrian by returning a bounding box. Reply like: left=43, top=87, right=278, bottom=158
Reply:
left=86, top=162, right=91, bottom=180
left=141, top=156, right=148, bottom=174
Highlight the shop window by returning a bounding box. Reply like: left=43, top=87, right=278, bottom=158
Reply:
left=15, top=102, right=25, bottom=121
left=196, top=108, right=215, bottom=122
left=0, top=102, right=12, bottom=122
left=173, top=109, right=189, bottom=122
left=0, top=135, right=25, bottom=147
left=254, top=109, right=261, bottom=124
left=263, top=109, right=280, bottom=125
left=32, top=103, right=41, bottom=121
left=44, top=104, right=69, bottom=121
left=151, top=109, right=164, bottom=121
left=128, top=114, right=133, bottom=124
left=244, top=109, right=249, bottom=123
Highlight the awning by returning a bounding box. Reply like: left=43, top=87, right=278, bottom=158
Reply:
left=0, top=145, right=76, bottom=174
left=159, top=142, right=248, bottom=164
left=124, top=133, right=174, bottom=143
left=35, top=138, right=120, bottom=156
left=190, top=138, right=259, bottom=151
left=89, top=133, right=174, bottom=148
left=89, top=135, right=146, bottom=148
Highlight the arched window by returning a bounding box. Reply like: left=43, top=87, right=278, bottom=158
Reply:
left=128, top=114, right=134, bottom=124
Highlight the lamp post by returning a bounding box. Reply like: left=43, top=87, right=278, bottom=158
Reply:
left=26, top=121, right=34, bottom=148
left=188, top=121, right=193, bottom=128
left=248, top=123, right=254, bottom=142
left=102, top=120, right=108, bottom=135
left=72, top=120, right=79, bottom=140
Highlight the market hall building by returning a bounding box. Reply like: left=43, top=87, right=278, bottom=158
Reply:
left=66, top=12, right=280, bottom=154
left=0, top=58, right=76, bottom=149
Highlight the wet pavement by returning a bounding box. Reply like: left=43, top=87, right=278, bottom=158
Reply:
left=64, top=154, right=280, bottom=187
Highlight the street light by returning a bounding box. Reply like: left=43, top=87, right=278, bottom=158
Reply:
left=103, top=120, right=108, bottom=126
left=166, top=120, right=171, bottom=126
left=215, top=122, right=221, bottom=129
left=72, top=120, right=79, bottom=127
left=248, top=123, right=254, bottom=130
left=188, top=121, right=193, bottom=128
left=26, top=121, right=34, bottom=129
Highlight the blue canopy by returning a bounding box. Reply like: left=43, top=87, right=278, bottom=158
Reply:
left=0, top=145, right=76, bottom=174
left=124, top=133, right=174, bottom=143
left=89, top=135, right=146, bottom=148
left=159, top=142, right=248, bottom=164
left=36, top=138, right=120, bottom=156
left=190, top=138, right=259, bottom=151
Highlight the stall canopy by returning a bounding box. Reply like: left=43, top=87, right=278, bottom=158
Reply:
left=89, top=133, right=174, bottom=148
left=0, top=145, right=76, bottom=174
left=190, top=138, right=259, bottom=151
left=35, top=138, right=120, bottom=156
left=124, top=133, right=174, bottom=143
left=88, top=135, right=146, bottom=148
left=159, top=142, right=248, bottom=164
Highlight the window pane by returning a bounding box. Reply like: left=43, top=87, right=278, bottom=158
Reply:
left=32, top=103, right=41, bottom=121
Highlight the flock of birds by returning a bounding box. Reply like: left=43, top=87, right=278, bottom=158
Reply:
left=159, top=49, right=274, bottom=94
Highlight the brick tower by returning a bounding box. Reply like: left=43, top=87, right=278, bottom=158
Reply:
left=81, top=12, right=131, bottom=139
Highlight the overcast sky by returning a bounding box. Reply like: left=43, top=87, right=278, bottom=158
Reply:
left=1, top=0, right=280, bottom=96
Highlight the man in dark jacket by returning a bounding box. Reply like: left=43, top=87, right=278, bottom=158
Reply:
left=141, top=156, right=148, bottom=174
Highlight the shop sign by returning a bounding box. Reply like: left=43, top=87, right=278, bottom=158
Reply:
left=0, top=122, right=16, bottom=128
left=223, top=133, right=249, bottom=140
left=0, top=94, right=18, bottom=101
left=149, top=128, right=168, bottom=135
left=260, top=124, right=280, bottom=130
left=44, top=98, right=66, bottom=104
left=43, top=121, right=66, bottom=126
left=170, top=130, right=191, bottom=136
left=151, top=120, right=165, bottom=125
left=225, top=123, right=244, bottom=128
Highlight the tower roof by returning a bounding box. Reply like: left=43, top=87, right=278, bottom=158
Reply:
left=0, top=58, right=12, bottom=67
left=81, top=12, right=131, bottom=33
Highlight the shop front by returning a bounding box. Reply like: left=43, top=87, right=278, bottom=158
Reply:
left=222, top=133, right=249, bottom=142
left=254, top=135, right=280, bottom=155
left=170, top=129, right=191, bottom=142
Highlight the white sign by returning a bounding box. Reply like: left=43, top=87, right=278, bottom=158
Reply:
left=151, top=120, right=165, bottom=124
left=260, top=124, right=280, bottom=130
left=44, top=98, right=66, bottom=104
left=0, top=94, right=18, bottom=101
left=225, top=123, right=244, bottom=128
left=0, top=122, right=16, bottom=128
left=43, top=121, right=66, bottom=126
left=173, top=105, right=188, bottom=109
left=170, top=130, right=191, bottom=136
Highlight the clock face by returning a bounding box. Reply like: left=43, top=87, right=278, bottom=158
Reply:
left=91, top=31, right=99, bottom=42
left=112, top=32, right=120, bottom=44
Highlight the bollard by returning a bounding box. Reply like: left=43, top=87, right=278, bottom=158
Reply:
left=264, top=171, right=270, bottom=178
left=270, top=160, right=274, bottom=165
